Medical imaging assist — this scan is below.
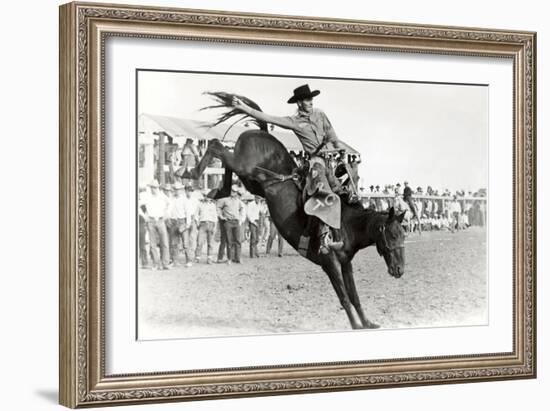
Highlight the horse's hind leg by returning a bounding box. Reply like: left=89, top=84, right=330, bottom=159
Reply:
left=322, top=255, right=362, bottom=330
left=342, top=261, right=379, bottom=329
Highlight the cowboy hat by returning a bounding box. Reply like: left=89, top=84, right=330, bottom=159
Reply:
left=172, top=182, right=185, bottom=190
left=287, top=84, right=320, bottom=104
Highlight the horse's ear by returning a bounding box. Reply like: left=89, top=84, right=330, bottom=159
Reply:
left=397, top=211, right=406, bottom=223
left=388, top=206, right=395, bottom=221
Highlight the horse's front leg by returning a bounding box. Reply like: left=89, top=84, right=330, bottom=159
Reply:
left=322, top=255, right=362, bottom=330
left=208, top=166, right=233, bottom=199
left=341, top=261, right=380, bottom=329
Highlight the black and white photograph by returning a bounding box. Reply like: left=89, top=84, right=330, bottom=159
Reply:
left=136, top=70, right=488, bottom=340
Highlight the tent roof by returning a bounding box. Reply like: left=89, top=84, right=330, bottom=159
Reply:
left=139, top=113, right=359, bottom=154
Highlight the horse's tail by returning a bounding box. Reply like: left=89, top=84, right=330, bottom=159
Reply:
left=201, top=91, right=268, bottom=133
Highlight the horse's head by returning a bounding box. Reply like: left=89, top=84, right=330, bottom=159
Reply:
left=375, top=207, right=406, bottom=278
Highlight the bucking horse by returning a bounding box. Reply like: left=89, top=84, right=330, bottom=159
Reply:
left=188, top=92, right=406, bottom=329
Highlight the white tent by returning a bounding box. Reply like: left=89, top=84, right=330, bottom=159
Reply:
left=138, top=113, right=359, bottom=154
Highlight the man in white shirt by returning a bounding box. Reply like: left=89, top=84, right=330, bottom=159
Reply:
left=143, top=180, right=170, bottom=270
left=138, top=187, right=151, bottom=269
left=182, top=184, right=200, bottom=267
left=265, top=206, right=284, bottom=258
left=245, top=195, right=262, bottom=258
left=450, top=196, right=462, bottom=233
left=169, top=182, right=187, bottom=266
left=258, top=198, right=269, bottom=244
left=161, top=184, right=175, bottom=264
left=217, top=185, right=246, bottom=263
left=196, top=190, right=218, bottom=264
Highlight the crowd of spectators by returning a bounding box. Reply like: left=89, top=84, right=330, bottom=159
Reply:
left=138, top=180, right=285, bottom=271
left=359, top=182, right=487, bottom=233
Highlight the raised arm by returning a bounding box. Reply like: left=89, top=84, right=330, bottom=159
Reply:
left=232, top=97, right=297, bottom=131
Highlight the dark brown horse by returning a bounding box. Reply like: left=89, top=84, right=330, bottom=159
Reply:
left=190, top=92, right=406, bottom=329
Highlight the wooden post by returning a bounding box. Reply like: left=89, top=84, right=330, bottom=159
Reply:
left=158, top=132, right=165, bottom=185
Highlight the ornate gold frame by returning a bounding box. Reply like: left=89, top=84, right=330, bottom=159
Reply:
left=59, top=2, right=536, bottom=408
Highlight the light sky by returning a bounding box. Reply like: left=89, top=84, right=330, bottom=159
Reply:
left=138, top=70, right=488, bottom=193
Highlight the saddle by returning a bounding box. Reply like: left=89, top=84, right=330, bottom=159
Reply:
left=296, top=157, right=361, bottom=257
left=303, top=162, right=342, bottom=230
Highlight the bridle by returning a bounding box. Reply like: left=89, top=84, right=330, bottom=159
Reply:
left=376, top=225, right=405, bottom=256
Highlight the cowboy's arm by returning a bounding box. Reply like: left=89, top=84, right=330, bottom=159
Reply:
left=232, top=98, right=297, bottom=130
left=216, top=199, right=225, bottom=220
left=321, top=110, right=343, bottom=150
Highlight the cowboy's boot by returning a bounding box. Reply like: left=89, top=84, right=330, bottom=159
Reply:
left=328, top=228, right=344, bottom=251
left=319, top=224, right=344, bottom=254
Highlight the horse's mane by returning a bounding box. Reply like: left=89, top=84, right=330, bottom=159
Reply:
left=347, top=205, right=388, bottom=228
left=201, top=91, right=268, bottom=134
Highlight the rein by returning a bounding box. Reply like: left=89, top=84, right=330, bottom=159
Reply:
left=254, top=165, right=299, bottom=189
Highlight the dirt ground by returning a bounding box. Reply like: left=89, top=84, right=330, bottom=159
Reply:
left=137, top=227, right=487, bottom=340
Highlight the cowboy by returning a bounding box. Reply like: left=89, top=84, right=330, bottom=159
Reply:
left=137, top=186, right=151, bottom=269
left=265, top=206, right=284, bottom=258
left=161, top=183, right=176, bottom=262
left=245, top=194, right=262, bottom=258
left=182, top=184, right=199, bottom=267
left=196, top=189, right=218, bottom=264
left=143, top=180, right=171, bottom=270
left=216, top=185, right=246, bottom=264
left=403, top=181, right=422, bottom=234
left=231, top=84, right=349, bottom=253
left=168, top=182, right=187, bottom=266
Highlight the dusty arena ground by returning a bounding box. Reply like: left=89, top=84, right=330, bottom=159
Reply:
left=137, top=227, right=487, bottom=340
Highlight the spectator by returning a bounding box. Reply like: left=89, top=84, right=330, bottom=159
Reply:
left=182, top=184, right=199, bottom=267
left=143, top=180, right=170, bottom=270
left=259, top=198, right=269, bottom=244
left=215, top=193, right=231, bottom=263
left=196, top=190, right=218, bottom=264
left=378, top=196, right=389, bottom=212
left=266, top=207, right=284, bottom=257
left=403, top=181, right=422, bottom=234
left=217, top=185, right=246, bottom=264
left=161, top=184, right=175, bottom=263
left=168, top=182, right=187, bottom=266
left=245, top=195, right=262, bottom=258
left=395, top=183, right=402, bottom=195
left=450, top=195, right=462, bottom=233
left=138, top=186, right=151, bottom=269
left=424, top=197, right=433, bottom=218
left=180, top=138, right=200, bottom=171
